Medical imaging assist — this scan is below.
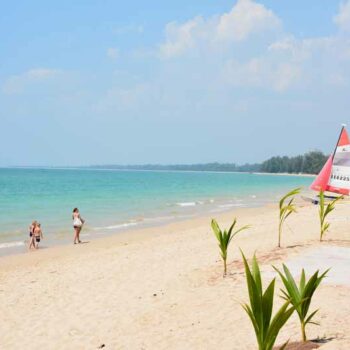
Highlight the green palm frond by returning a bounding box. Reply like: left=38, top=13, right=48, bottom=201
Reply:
left=278, top=188, right=301, bottom=247
left=318, top=191, right=343, bottom=241
left=274, top=264, right=329, bottom=341
left=241, top=252, right=295, bottom=350
left=211, top=218, right=249, bottom=276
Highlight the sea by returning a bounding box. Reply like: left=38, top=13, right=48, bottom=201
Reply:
left=0, top=168, right=313, bottom=255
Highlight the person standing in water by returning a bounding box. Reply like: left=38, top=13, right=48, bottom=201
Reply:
left=33, top=223, right=43, bottom=249
left=72, top=208, right=85, bottom=244
left=28, top=221, right=37, bottom=249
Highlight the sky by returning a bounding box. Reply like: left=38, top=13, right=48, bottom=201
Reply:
left=1, top=0, right=350, bottom=166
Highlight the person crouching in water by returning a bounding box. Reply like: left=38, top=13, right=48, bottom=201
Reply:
left=72, top=208, right=85, bottom=244
left=33, top=223, right=43, bottom=249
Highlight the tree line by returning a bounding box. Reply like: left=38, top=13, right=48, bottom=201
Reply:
left=89, top=150, right=328, bottom=175
left=259, top=151, right=328, bottom=174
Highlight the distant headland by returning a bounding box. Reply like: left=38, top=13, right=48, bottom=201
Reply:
left=86, top=151, right=327, bottom=175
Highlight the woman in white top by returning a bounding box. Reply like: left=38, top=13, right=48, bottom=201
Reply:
left=72, top=208, right=85, bottom=244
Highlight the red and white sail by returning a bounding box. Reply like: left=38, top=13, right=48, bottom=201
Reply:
left=310, top=126, right=350, bottom=195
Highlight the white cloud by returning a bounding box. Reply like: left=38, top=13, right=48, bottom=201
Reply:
left=2, top=68, right=61, bottom=94
left=223, top=58, right=300, bottom=91
left=216, top=0, right=280, bottom=42
left=268, top=36, right=337, bottom=65
left=160, top=17, right=204, bottom=58
left=93, top=84, right=156, bottom=114
left=273, top=63, right=301, bottom=91
left=27, top=68, right=59, bottom=79
left=107, top=47, right=119, bottom=60
left=268, top=36, right=308, bottom=62
left=334, top=0, right=350, bottom=31
left=144, top=0, right=350, bottom=95
left=159, top=0, right=280, bottom=58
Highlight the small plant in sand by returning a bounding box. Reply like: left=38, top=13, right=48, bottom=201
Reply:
left=241, top=252, right=295, bottom=350
left=318, top=191, right=343, bottom=242
left=274, top=264, right=329, bottom=342
left=211, top=218, right=249, bottom=276
left=278, top=188, right=301, bottom=248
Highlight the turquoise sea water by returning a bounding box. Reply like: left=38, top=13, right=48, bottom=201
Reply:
left=0, top=168, right=313, bottom=254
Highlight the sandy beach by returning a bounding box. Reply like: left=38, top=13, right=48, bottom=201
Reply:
left=1, top=200, right=350, bottom=350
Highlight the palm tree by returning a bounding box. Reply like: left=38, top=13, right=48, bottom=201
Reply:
left=241, top=252, right=295, bottom=350
left=274, top=264, right=328, bottom=341
left=319, top=190, right=343, bottom=241
left=278, top=188, right=301, bottom=247
left=211, top=218, right=249, bottom=276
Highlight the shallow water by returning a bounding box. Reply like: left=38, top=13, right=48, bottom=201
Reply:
left=0, top=168, right=313, bottom=254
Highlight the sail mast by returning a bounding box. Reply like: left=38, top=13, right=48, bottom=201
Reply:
left=331, top=124, right=346, bottom=160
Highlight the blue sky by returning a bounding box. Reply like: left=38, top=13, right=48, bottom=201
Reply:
left=1, top=0, right=350, bottom=166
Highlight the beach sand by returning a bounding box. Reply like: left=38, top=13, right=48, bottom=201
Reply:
left=0, top=201, right=350, bottom=349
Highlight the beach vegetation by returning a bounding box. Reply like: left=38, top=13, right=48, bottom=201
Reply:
left=318, top=191, right=343, bottom=241
left=90, top=150, right=327, bottom=175
left=241, top=252, right=295, bottom=350
left=278, top=188, right=301, bottom=247
left=211, top=218, right=249, bottom=276
left=260, top=151, right=327, bottom=174
left=274, top=264, right=329, bottom=342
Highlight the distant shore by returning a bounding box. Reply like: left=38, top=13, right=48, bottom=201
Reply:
left=4, top=165, right=318, bottom=177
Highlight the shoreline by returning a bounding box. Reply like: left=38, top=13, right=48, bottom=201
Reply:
left=0, top=192, right=307, bottom=258
left=0, top=168, right=315, bottom=258
left=1, top=165, right=316, bottom=177
left=1, top=200, right=350, bottom=349
left=0, top=204, right=273, bottom=266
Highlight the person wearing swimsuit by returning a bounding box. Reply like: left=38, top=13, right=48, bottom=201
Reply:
left=28, top=221, right=37, bottom=249
left=72, top=208, right=85, bottom=244
left=33, top=223, right=43, bottom=249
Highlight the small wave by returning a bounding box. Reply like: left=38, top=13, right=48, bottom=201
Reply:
left=95, top=222, right=138, bottom=230
left=0, top=241, right=25, bottom=249
left=218, top=203, right=245, bottom=208
left=144, top=216, right=175, bottom=223
left=176, top=202, right=196, bottom=207
left=80, top=233, right=91, bottom=237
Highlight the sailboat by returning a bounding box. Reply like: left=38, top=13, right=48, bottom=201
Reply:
left=305, top=124, right=350, bottom=203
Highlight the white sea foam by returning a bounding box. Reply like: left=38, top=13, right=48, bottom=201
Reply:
left=80, top=233, right=91, bottom=237
left=218, top=203, right=245, bottom=208
left=176, top=202, right=196, bottom=207
left=0, top=241, right=25, bottom=249
left=100, top=222, right=138, bottom=230
left=144, top=216, right=174, bottom=223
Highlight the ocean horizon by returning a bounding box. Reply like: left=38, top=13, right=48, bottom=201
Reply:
left=0, top=167, right=313, bottom=255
